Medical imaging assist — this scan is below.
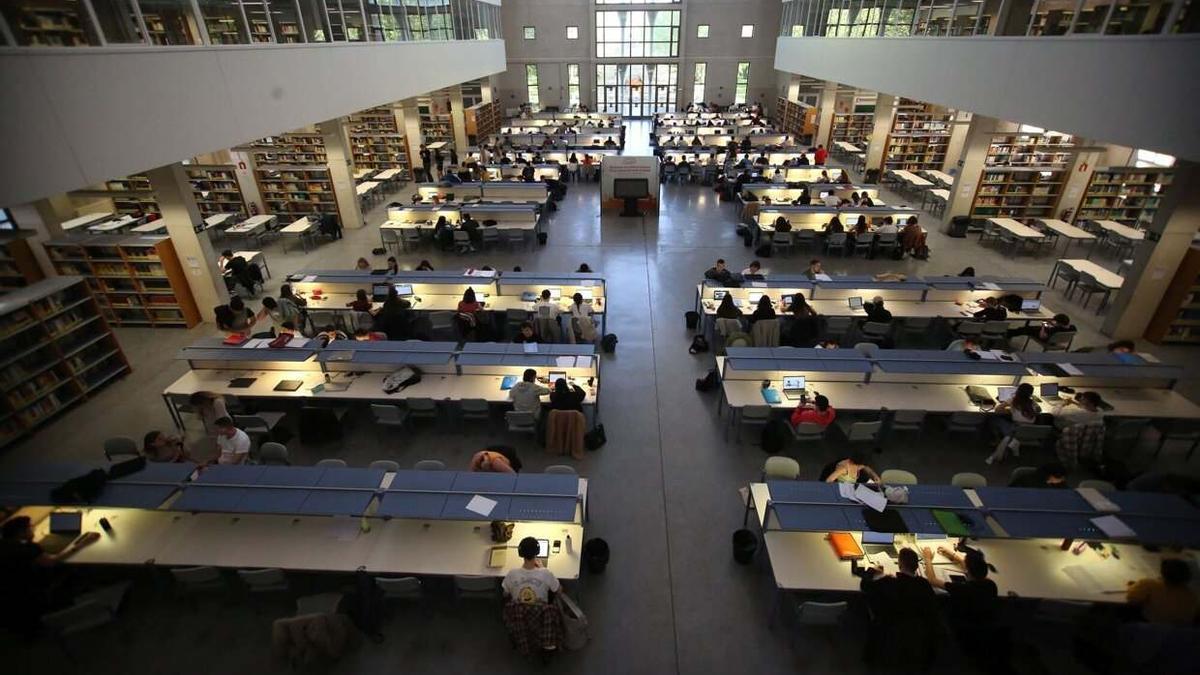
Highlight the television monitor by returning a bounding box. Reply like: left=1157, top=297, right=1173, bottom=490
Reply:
left=372, top=284, right=390, bottom=301
left=394, top=284, right=414, bottom=297
left=613, top=178, right=650, bottom=199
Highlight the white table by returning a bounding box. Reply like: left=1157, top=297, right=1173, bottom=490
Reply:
left=426, top=141, right=448, bottom=150
left=375, top=168, right=404, bottom=182
left=1055, top=259, right=1124, bottom=290
left=131, top=220, right=168, bottom=233
left=921, top=189, right=950, bottom=216
left=1038, top=219, right=1096, bottom=257
left=87, top=214, right=140, bottom=232
left=202, top=213, right=238, bottom=232
left=923, top=170, right=954, bottom=187
left=61, top=212, right=114, bottom=232
left=985, top=218, right=1047, bottom=254
left=353, top=168, right=375, bottom=181
left=1094, top=220, right=1145, bottom=241
left=833, top=141, right=861, bottom=155
left=890, top=170, right=934, bottom=190
left=280, top=216, right=319, bottom=253
left=226, top=215, right=276, bottom=245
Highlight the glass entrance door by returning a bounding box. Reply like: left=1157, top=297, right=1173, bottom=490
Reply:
left=595, top=63, right=678, bottom=117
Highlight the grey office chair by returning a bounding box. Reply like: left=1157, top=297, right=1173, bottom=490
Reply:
left=376, top=576, right=423, bottom=600
left=170, top=566, right=226, bottom=597
left=505, top=411, right=537, bottom=435
left=951, top=472, right=988, bottom=489
left=545, top=464, right=577, bottom=475
left=459, top=399, right=491, bottom=429
left=824, top=232, right=848, bottom=256
left=370, top=403, right=410, bottom=438
left=763, top=456, right=801, bottom=481
left=369, top=460, right=400, bottom=472
left=880, top=469, right=918, bottom=485
left=257, top=442, right=290, bottom=466
left=406, top=398, right=439, bottom=425
left=794, top=600, right=848, bottom=627
left=413, top=459, right=446, bottom=471
left=316, top=458, right=347, bottom=468
left=454, top=575, right=500, bottom=600
left=1077, top=479, right=1115, bottom=492
left=381, top=228, right=402, bottom=254
left=103, top=436, right=139, bottom=462
left=945, top=411, right=985, bottom=437
left=237, top=568, right=289, bottom=594
left=1009, top=466, right=1038, bottom=484
left=889, top=410, right=926, bottom=438
left=737, top=405, right=771, bottom=443
left=790, top=422, right=826, bottom=446
left=400, top=228, right=423, bottom=252
left=858, top=321, right=892, bottom=345
left=842, top=420, right=883, bottom=444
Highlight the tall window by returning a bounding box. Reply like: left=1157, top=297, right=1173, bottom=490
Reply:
left=566, top=26, right=579, bottom=39
left=697, top=24, right=709, bottom=38
left=567, top=64, right=581, bottom=108
left=741, top=24, right=754, bottom=37
left=1135, top=149, right=1175, bottom=168
left=596, top=63, right=678, bottom=116
left=523, top=26, right=536, bottom=40
left=526, top=64, right=540, bottom=107
left=692, top=63, right=706, bottom=104
left=596, top=10, right=680, bottom=58
left=734, top=62, right=750, bottom=105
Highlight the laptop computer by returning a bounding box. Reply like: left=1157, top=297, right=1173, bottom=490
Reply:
left=548, top=371, right=568, bottom=385
left=782, top=375, right=807, bottom=400
left=996, top=386, right=1017, bottom=403
left=50, top=511, right=83, bottom=535
left=1040, top=382, right=1061, bottom=400
left=393, top=283, right=414, bottom=298
left=747, top=292, right=764, bottom=305
left=848, top=296, right=864, bottom=311
left=547, top=288, right=562, bottom=299
left=1021, top=298, right=1042, bottom=313
left=577, top=289, right=594, bottom=301
left=780, top=294, right=793, bottom=310
left=862, top=530, right=895, bottom=555
left=372, top=284, right=391, bottom=301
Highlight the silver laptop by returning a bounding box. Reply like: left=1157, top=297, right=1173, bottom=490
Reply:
left=747, top=292, right=764, bottom=305
left=393, top=283, right=414, bottom=298
left=1021, top=298, right=1042, bottom=313
left=548, top=371, right=568, bottom=385
left=848, top=296, right=864, bottom=311
left=1040, top=382, right=1061, bottom=400
left=996, top=386, right=1017, bottom=403
left=782, top=375, right=807, bottom=400
left=713, top=290, right=727, bottom=301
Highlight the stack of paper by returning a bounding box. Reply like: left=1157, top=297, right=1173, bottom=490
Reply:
left=836, top=483, right=887, bottom=513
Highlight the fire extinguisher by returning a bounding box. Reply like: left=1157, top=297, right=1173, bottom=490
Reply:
left=249, top=203, right=259, bottom=216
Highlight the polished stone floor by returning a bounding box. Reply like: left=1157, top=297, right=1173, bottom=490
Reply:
left=3, top=120, right=1197, bottom=675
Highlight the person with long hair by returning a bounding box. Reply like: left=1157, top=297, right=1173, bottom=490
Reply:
left=987, top=383, right=1041, bottom=465
left=787, top=293, right=820, bottom=347
left=749, top=295, right=776, bottom=325
left=715, top=292, right=742, bottom=319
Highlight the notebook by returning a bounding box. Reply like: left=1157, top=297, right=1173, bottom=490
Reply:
left=933, top=510, right=971, bottom=537
left=828, top=532, right=864, bottom=560
left=500, top=375, right=518, bottom=390
left=761, top=388, right=781, bottom=404
left=487, top=547, right=507, bottom=568
left=274, top=380, right=304, bottom=392
left=229, top=377, right=257, bottom=388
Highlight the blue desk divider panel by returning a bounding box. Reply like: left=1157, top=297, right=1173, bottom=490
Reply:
left=255, top=466, right=326, bottom=487
left=316, top=468, right=385, bottom=489
left=91, top=484, right=178, bottom=509
left=903, top=485, right=975, bottom=509
left=773, top=504, right=854, bottom=531
left=767, top=481, right=842, bottom=504
left=299, top=490, right=375, bottom=516
left=443, top=494, right=512, bottom=521
left=2, top=462, right=92, bottom=482
left=387, top=470, right=457, bottom=492
left=992, top=511, right=1103, bottom=539
left=450, top=472, right=518, bottom=494
left=899, top=508, right=944, bottom=535
left=508, top=496, right=577, bottom=522
left=194, top=465, right=265, bottom=486
left=376, top=492, right=449, bottom=518
left=172, top=486, right=248, bottom=512
left=514, top=474, right=578, bottom=497
left=976, top=487, right=1091, bottom=512
left=1105, top=492, right=1200, bottom=520
left=110, top=462, right=197, bottom=484
left=0, top=482, right=56, bottom=506
left=237, top=488, right=311, bottom=514
left=1118, top=515, right=1200, bottom=548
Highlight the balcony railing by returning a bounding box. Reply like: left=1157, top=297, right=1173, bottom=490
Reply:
left=778, top=0, right=1198, bottom=37
left=0, top=0, right=502, bottom=48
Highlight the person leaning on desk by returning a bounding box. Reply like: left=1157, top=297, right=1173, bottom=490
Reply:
left=510, top=369, right=551, bottom=419
left=859, top=547, right=939, bottom=669
left=920, top=546, right=1004, bottom=669
left=0, top=516, right=101, bottom=638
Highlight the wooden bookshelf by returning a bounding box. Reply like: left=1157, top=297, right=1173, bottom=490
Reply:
left=1146, top=247, right=1200, bottom=345
left=775, top=98, right=813, bottom=142
left=0, top=231, right=46, bottom=295
left=984, top=132, right=1074, bottom=168
left=883, top=103, right=952, bottom=172
left=0, top=276, right=130, bottom=448
left=185, top=165, right=248, bottom=219
left=12, top=4, right=88, bottom=46
left=42, top=235, right=201, bottom=329
left=255, top=165, right=341, bottom=218
left=206, top=17, right=242, bottom=44
left=465, top=101, right=502, bottom=146
left=1075, top=166, right=1172, bottom=228
left=348, top=107, right=411, bottom=175
left=969, top=168, right=1067, bottom=220
left=243, top=133, right=327, bottom=165
left=830, top=112, right=873, bottom=146
left=71, top=175, right=160, bottom=218
left=419, top=100, right=454, bottom=145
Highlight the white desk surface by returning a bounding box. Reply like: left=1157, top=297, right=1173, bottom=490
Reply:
left=701, top=298, right=1055, bottom=322
left=88, top=215, right=137, bottom=232
left=356, top=181, right=381, bottom=196
left=62, top=212, right=114, bottom=231
left=303, top=293, right=604, bottom=316
left=833, top=142, right=862, bottom=153
left=281, top=217, right=316, bottom=234
left=353, top=169, right=375, bottom=180
left=928, top=189, right=950, bottom=201
left=748, top=484, right=1186, bottom=601
left=204, top=213, right=237, bottom=229
left=232, top=250, right=262, bottom=265
left=382, top=219, right=536, bottom=232
left=164, top=369, right=598, bottom=406
left=891, top=170, right=933, bottom=187
left=228, top=215, right=275, bottom=234
left=131, top=221, right=167, bottom=233
left=1040, top=220, right=1095, bottom=240
left=723, top=378, right=1200, bottom=418
left=1094, top=220, right=1145, bottom=241
left=989, top=218, right=1046, bottom=239
left=427, top=141, right=448, bottom=150
left=1059, top=259, right=1124, bottom=289
left=924, top=170, right=954, bottom=186
left=375, top=168, right=404, bottom=180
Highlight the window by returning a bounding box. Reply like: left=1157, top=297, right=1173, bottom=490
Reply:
left=595, top=10, right=681, bottom=58
left=1135, top=149, right=1175, bottom=168
left=567, top=64, right=581, bottom=108
left=734, top=62, right=750, bottom=105
left=692, top=63, right=706, bottom=105
left=526, top=64, right=540, bottom=107
left=597, top=0, right=679, bottom=3
left=566, top=26, right=579, bottom=39
left=596, top=63, right=678, bottom=117
left=697, top=24, right=709, bottom=38
left=741, top=24, right=754, bottom=37
left=0, top=208, right=15, bottom=231
left=523, top=26, right=536, bottom=40
left=790, top=25, right=806, bottom=36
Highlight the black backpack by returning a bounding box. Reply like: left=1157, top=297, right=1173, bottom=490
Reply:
left=584, top=425, right=606, bottom=451
left=689, top=335, right=709, bottom=354
left=601, top=334, right=618, bottom=353
left=582, top=538, right=610, bottom=574
left=685, top=311, right=700, bottom=331
left=761, top=419, right=791, bottom=454
left=695, top=368, right=719, bottom=391
left=754, top=243, right=772, bottom=258
left=51, top=469, right=108, bottom=504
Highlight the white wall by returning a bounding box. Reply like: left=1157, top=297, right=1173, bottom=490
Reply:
left=500, top=0, right=590, bottom=111
left=682, top=0, right=781, bottom=110
left=0, top=39, right=507, bottom=207
left=775, top=35, right=1200, bottom=161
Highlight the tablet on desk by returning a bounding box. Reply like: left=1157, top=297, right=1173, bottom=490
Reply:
left=229, top=377, right=257, bottom=388
left=548, top=371, right=568, bottom=384
left=713, top=290, right=727, bottom=301
left=50, top=511, right=82, bottom=535
left=996, top=386, right=1017, bottom=403
left=848, top=296, right=864, bottom=311
left=274, top=380, right=304, bottom=392
left=537, top=538, right=550, bottom=560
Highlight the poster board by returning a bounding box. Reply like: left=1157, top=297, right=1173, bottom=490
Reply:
left=600, top=156, right=659, bottom=213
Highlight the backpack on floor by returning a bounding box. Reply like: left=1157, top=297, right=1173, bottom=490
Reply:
left=695, top=368, right=719, bottom=392
left=537, top=232, right=548, bottom=245
left=584, top=425, right=607, bottom=451
left=685, top=310, right=701, bottom=331
left=761, top=419, right=791, bottom=454
left=912, top=245, right=930, bottom=260
left=689, top=335, right=710, bottom=354
left=601, top=334, right=618, bottom=353
left=754, top=243, right=772, bottom=258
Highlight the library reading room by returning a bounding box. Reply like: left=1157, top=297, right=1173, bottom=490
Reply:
left=0, top=1, right=1198, bottom=673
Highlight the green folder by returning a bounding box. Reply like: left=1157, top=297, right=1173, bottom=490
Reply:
left=933, top=510, right=970, bottom=537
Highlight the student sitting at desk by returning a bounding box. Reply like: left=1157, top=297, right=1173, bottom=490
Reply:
left=863, top=296, right=893, bottom=323
left=460, top=214, right=481, bottom=252
left=142, top=430, right=191, bottom=463
left=824, top=216, right=845, bottom=235
left=513, top=322, right=540, bottom=344
left=0, top=516, right=101, bottom=638
left=791, top=188, right=811, bottom=206
left=791, top=394, right=836, bottom=429
left=814, top=144, right=828, bottom=165
left=748, top=295, right=776, bottom=325
left=1107, top=339, right=1137, bottom=355
left=973, top=296, right=1007, bottom=321
left=785, top=294, right=820, bottom=348
left=921, top=547, right=1002, bottom=668
left=215, top=297, right=256, bottom=335
left=214, top=417, right=251, bottom=465
left=704, top=258, right=735, bottom=284
left=900, top=216, right=928, bottom=257
left=550, top=379, right=586, bottom=412
left=987, top=383, right=1042, bottom=464
left=384, top=257, right=400, bottom=275
left=821, top=191, right=840, bottom=208
left=823, top=451, right=878, bottom=483
left=741, top=260, right=763, bottom=278
left=315, top=324, right=348, bottom=348
left=347, top=289, right=373, bottom=313
left=860, top=194, right=875, bottom=207
left=860, top=548, right=939, bottom=669
left=502, top=536, right=564, bottom=658
left=771, top=168, right=785, bottom=184
left=875, top=217, right=899, bottom=238
left=355, top=257, right=371, bottom=271
left=469, top=448, right=517, bottom=473
left=509, top=369, right=551, bottom=419
left=567, top=293, right=597, bottom=343
left=1006, top=313, right=1075, bottom=342
left=945, top=337, right=980, bottom=352
left=715, top=293, right=743, bottom=320
left=803, top=259, right=825, bottom=280
left=416, top=259, right=435, bottom=271
left=258, top=296, right=301, bottom=333
left=1126, top=559, right=1198, bottom=626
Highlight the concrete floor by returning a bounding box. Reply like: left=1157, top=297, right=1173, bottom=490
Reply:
left=3, top=120, right=1198, bottom=674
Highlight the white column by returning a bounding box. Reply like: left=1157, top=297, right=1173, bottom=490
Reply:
left=318, top=118, right=365, bottom=229
left=146, top=163, right=228, bottom=313
left=944, top=114, right=1006, bottom=221
left=450, top=87, right=470, bottom=157
left=397, top=98, right=426, bottom=180
left=941, top=111, right=973, bottom=174
left=863, top=93, right=896, bottom=174
left=814, top=80, right=838, bottom=148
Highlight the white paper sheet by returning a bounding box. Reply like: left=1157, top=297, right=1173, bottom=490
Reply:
left=556, top=356, right=575, bottom=367
left=301, top=275, right=317, bottom=282
left=576, top=356, right=590, bottom=367
left=466, top=495, right=498, bottom=517
left=814, top=273, right=833, bottom=282
left=855, top=484, right=888, bottom=513
left=837, top=483, right=857, bottom=501
left=1091, top=515, right=1136, bottom=538
left=523, top=343, right=538, bottom=354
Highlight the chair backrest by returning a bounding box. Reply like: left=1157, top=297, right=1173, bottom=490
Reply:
left=902, top=317, right=932, bottom=331
left=846, top=421, right=882, bottom=442
left=827, top=232, right=847, bottom=246
left=369, top=460, right=400, bottom=472
left=506, top=410, right=536, bottom=428
left=371, top=403, right=404, bottom=422
left=315, top=458, right=347, bottom=468
left=233, top=414, right=269, bottom=431
left=854, top=342, right=878, bottom=357
left=1078, top=272, right=1098, bottom=287
left=1047, top=330, right=1076, bottom=348
left=1077, top=479, right=1115, bottom=492
left=951, top=472, right=988, bottom=489
left=861, top=321, right=891, bottom=337
left=382, top=229, right=400, bottom=243
left=957, top=322, right=984, bottom=336
left=880, top=469, right=918, bottom=485
left=407, top=398, right=437, bottom=412
left=772, top=231, right=793, bottom=244
left=764, top=456, right=801, bottom=480
left=715, top=317, right=742, bottom=337
left=948, top=411, right=984, bottom=427
left=237, top=568, right=287, bottom=590
left=751, top=319, right=780, bottom=347
left=545, top=464, right=577, bottom=475
left=402, top=228, right=422, bottom=240
left=742, top=405, right=771, bottom=420
left=824, top=316, right=852, bottom=333
left=1109, top=417, right=1150, bottom=442
left=982, top=320, right=1011, bottom=335
left=454, top=575, right=498, bottom=595
left=171, top=566, right=221, bottom=587
left=461, top=398, right=490, bottom=413
left=258, top=442, right=289, bottom=465
left=1056, top=266, right=1080, bottom=281
left=41, top=599, right=112, bottom=636
left=1013, top=424, right=1056, bottom=442
left=892, top=410, right=925, bottom=425
left=725, top=331, right=752, bottom=348
left=876, top=232, right=897, bottom=244
left=376, top=576, right=422, bottom=599
left=103, top=436, right=139, bottom=460
left=413, top=459, right=446, bottom=471
left=793, top=422, right=826, bottom=439
left=453, top=230, right=470, bottom=243
left=796, top=600, right=848, bottom=626
left=1009, top=466, right=1038, bottom=483
left=505, top=308, right=528, bottom=322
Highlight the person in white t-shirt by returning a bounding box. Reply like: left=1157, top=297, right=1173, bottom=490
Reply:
left=502, top=537, right=565, bottom=657
left=214, top=417, right=250, bottom=465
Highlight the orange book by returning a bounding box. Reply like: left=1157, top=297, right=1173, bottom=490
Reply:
left=827, top=532, right=864, bottom=560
